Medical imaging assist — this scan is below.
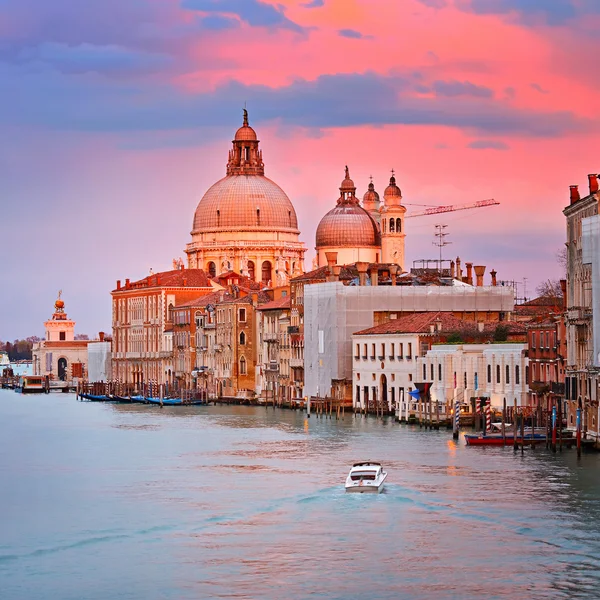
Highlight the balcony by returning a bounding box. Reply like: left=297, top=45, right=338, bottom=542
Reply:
left=263, top=332, right=279, bottom=342
left=203, top=322, right=215, bottom=329
left=213, top=344, right=222, bottom=352
left=378, top=355, right=385, bottom=361
left=290, top=358, right=303, bottom=368
left=370, top=355, right=376, bottom=361
left=265, top=362, right=279, bottom=372
left=362, top=355, right=368, bottom=360
left=388, top=355, right=395, bottom=361
left=397, top=356, right=404, bottom=361
left=354, top=355, right=360, bottom=361
left=287, top=326, right=300, bottom=334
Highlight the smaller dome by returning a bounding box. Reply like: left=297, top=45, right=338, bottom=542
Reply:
left=234, top=125, right=257, bottom=141
left=316, top=204, right=381, bottom=248
left=363, top=180, right=380, bottom=204
left=384, top=174, right=402, bottom=198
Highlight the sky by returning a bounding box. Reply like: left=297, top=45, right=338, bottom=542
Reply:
left=1, top=0, right=599, bottom=340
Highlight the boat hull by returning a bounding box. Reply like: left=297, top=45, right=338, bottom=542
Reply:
left=345, top=472, right=387, bottom=493
left=465, top=434, right=546, bottom=446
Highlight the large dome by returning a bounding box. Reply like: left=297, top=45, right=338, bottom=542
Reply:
left=193, top=175, right=299, bottom=232
left=316, top=204, right=380, bottom=248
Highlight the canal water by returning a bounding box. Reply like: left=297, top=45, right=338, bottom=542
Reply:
left=1, top=390, right=600, bottom=600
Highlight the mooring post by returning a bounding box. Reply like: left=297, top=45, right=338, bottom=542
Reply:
left=520, top=407, right=525, bottom=455
left=551, top=400, right=557, bottom=453
left=576, top=401, right=582, bottom=459
left=453, top=399, right=459, bottom=440
left=513, top=399, right=518, bottom=451
left=502, top=398, right=506, bottom=445
left=558, top=400, right=563, bottom=452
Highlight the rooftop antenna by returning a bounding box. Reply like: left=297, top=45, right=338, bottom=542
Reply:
left=432, top=224, right=451, bottom=273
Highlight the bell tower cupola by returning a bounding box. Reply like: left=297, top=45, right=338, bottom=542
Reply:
left=380, top=170, right=406, bottom=269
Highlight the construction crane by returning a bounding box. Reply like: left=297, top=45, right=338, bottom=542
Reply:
left=405, top=199, right=499, bottom=219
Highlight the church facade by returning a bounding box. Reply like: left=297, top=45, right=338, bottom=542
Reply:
left=185, top=110, right=306, bottom=287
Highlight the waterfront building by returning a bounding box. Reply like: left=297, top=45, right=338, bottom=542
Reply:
left=185, top=110, right=306, bottom=285
left=212, top=288, right=270, bottom=399
left=563, top=174, right=599, bottom=440
left=526, top=313, right=567, bottom=417
left=417, top=343, right=529, bottom=412
left=256, top=295, right=293, bottom=403
left=111, top=268, right=214, bottom=386
left=87, top=332, right=112, bottom=382
left=304, top=277, right=514, bottom=400
left=32, top=293, right=88, bottom=381
left=352, top=312, right=527, bottom=414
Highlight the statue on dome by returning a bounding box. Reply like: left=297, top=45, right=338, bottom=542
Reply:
left=312, top=256, right=318, bottom=271
left=345, top=165, right=349, bottom=179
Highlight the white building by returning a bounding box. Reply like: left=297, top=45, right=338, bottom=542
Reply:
left=419, top=343, right=529, bottom=412
left=32, top=294, right=88, bottom=381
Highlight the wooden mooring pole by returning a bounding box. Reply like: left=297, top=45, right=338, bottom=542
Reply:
left=513, top=399, right=518, bottom=452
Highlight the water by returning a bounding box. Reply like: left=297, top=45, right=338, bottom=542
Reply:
left=1, top=390, right=600, bottom=600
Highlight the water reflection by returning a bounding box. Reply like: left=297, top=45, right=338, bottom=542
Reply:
left=1, top=392, right=600, bottom=600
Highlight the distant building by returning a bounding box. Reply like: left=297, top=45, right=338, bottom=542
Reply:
left=87, top=332, right=112, bottom=382
left=32, top=293, right=88, bottom=381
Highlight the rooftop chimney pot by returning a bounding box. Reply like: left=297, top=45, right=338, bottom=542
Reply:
left=570, top=184, right=580, bottom=204
left=588, top=174, right=599, bottom=195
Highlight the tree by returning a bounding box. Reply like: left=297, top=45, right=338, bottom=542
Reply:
left=493, top=325, right=509, bottom=342
left=536, top=279, right=563, bottom=299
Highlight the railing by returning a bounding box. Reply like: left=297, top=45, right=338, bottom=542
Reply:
left=388, top=355, right=395, bottom=361
left=263, top=332, right=279, bottom=342
left=290, top=358, right=303, bottom=368
left=213, top=344, right=222, bottom=351
left=378, top=355, right=385, bottom=361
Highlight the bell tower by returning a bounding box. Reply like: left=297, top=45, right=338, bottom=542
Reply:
left=380, top=170, right=406, bottom=269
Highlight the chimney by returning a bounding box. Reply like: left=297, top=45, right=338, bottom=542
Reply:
left=490, top=269, right=497, bottom=286
left=125, top=278, right=130, bottom=289
left=560, top=279, right=567, bottom=310
left=99, top=331, right=105, bottom=342
left=332, top=265, right=341, bottom=282
left=588, top=174, right=599, bottom=195
left=450, top=261, right=455, bottom=279
left=570, top=185, right=580, bottom=204
left=389, top=264, right=398, bottom=286
left=456, top=257, right=462, bottom=281
left=465, top=262, right=473, bottom=286
left=356, top=262, right=369, bottom=286
left=474, top=265, right=486, bottom=287
left=156, top=274, right=160, bottom=286
left=182, top=277, right=187, bottom=287
left=370, top=266, right=379, bottom=287
left=116, top=280, right=121, bottom=290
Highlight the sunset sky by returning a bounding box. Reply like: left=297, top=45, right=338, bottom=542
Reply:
left=1, top=0, right=599, bottom=340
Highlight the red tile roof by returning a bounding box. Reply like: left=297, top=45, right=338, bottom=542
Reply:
left=114, top=269, right=212, bottom=291
left=177, top=290, right=230, bottom=309
left=257, top=296, right=291, bottom=311
left=354, top=312, right=476, bottom=336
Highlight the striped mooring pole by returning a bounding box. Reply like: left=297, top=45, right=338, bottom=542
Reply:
left=485, top=399, right=491, bottom=435
left=453, top=400, right=460, bottom=439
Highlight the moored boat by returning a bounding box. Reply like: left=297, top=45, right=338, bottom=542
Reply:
left=345, top=462, right=387, bottom=493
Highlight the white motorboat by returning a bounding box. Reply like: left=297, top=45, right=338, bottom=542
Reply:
left=345, top=462, right=387, bottom=493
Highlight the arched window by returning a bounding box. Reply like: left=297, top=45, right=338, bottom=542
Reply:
left=506, top=365, right=510, bottom=384
left=515, top=365, right=520, bottom=384
left=389, top=218, right=395, bottom=233
left=207, top=261, right=216, bottom=277
left=487, top=364, right=491, bottom=383
left=239, top=331, right=246, bottom=345
left=438, top=363, right=442, bottom=381
left=396, top=218, right=402, bottom=232
left=496, top=364, right=501, bottom=383
left=383, top=220, right=386, bottom=233
left=247, top=260, right=255, bottom=281
left=261, top=261, right=272, bottom=285
left=239, top=356, right=247, bottom=375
